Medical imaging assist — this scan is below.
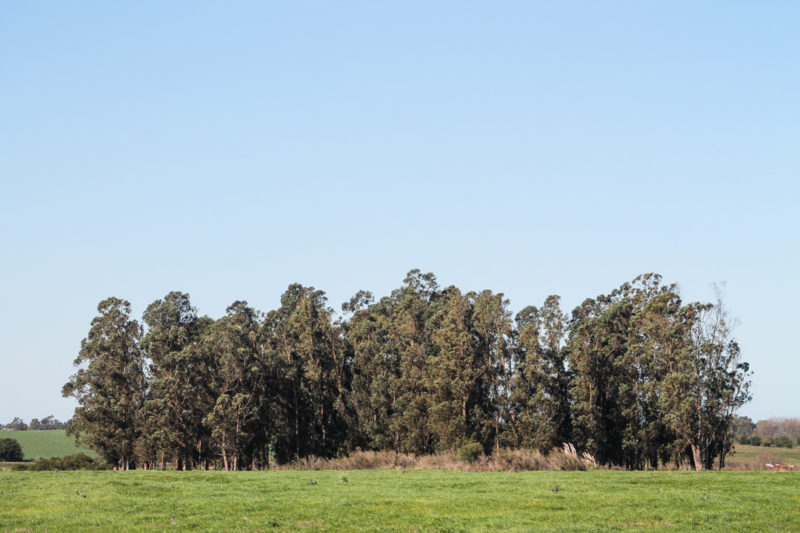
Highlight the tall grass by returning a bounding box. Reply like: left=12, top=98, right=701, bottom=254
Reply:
left=283, top=445, right=598, bottom=472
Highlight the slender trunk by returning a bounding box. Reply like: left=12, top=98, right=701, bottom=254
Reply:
left=221, top=432, right=229, bottom=471
left=294, top=379, right=301, bottom=459
left=690, top=444, right=702, bottom=471
left=321, top=403, right=326, bottom=449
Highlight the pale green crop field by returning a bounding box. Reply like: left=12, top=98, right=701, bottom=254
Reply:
left=1, top=470, right=798, bottom=532
left=0, top=430, right=95, bottom=460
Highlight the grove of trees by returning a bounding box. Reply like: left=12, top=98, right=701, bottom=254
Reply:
left=732, top=416, right=800, bottom=447
left=0, top=416, right=70, bottom=431
left=63, top=271, right=751, bottom=471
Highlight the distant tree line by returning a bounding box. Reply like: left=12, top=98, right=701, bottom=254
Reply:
left=63, top=271, right=751, bottom=471
left=1, top=416, right=71, bottom=431
left=731, top=416, right=800, bottom=448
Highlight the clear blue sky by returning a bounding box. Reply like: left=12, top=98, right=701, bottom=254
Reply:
left=1, top=2, right=798, bottom=423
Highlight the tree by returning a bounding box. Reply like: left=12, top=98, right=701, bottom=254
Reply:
left=425, top=287, right=480, bottom=450
left=4, top=417, right=28, bottom=431
left=346, top=270, right=442, bottom=454
left=425, top=288, right=511, bottom=451
left=265, top=285, right=350, bottom=462
left=567, top=294, right=635, bottom=466
left=383, top=270, right=439, bottom=454
left=140, top=292, right=215, bottom=470
left=62, top=298, right=146, bottom=470
left=203, top=301, right=265, bottom=470
left=508, top=295, right=571, bottom=451
left=344, top=290, right=396, bottom=450
left=0, top=438, right=23, bottom=461
left=568, top=275, right=682, bottom=468
left=681, top=292, right=751, bottom=469
left=731, top=416, right=755, bottom=442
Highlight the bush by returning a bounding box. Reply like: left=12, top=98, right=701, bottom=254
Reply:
left=737, top=436, right=750, bottom=445
left=457, top=442, right=484, bottom=464
left=490, top=448, right=549, bottom=472
left=772, top=436, right=793, bottom=448
left=749, top=436, right=762, bottom=446
left=0, top=438, right=23, bottom=461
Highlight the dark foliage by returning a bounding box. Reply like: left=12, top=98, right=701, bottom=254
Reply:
left=0, top=438, right=23, bottom=461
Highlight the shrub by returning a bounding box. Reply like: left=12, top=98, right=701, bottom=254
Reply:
left=457, top=442, right=484, bottom=464
left=737, top=436, right=750, bottom=445
left=0, top=438, right=23, bottom=461
left=772, top=436, right=793, bottom=448
left=749, top=436, right=762, bottom=446
left=490, top=448, right=549, bottom=472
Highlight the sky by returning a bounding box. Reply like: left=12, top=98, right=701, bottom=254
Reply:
left=1, top=1, right=798, bottom=424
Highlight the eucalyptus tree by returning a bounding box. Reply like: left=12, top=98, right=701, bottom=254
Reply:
left=469, top=289, right=513, bottom=449
left=346, top=272, right=442, bottom=454
left=264, top=285, right=348, bottom=462
left=567, top=293, right=634, bottom=466
left=508, top=295, right=571, bottom=451
left=344, top=290, right=399, bottom=450
left=203, top=301, right=265, bottom=470
left=386, top=270, right=439, bottom=454
left=566, top=276, right=653, bottom=466
left=623, top=287, right=689, bottom=468
left=140, top=292, right=215, bottom=470
left=62, top=297, right=146, bottom=470
left=425, top=286, right=478, bottom=449
left=424, top=288, right=512, bottom=451
left=660, top=294, right=751, bottom=470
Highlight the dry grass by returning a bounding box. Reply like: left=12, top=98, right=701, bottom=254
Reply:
left=281, top=444, right=598, bottom=472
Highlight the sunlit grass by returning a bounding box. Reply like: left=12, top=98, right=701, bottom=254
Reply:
left=1, top=470, right=798, bottom=531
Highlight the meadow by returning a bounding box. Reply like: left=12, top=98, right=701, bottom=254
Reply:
left=1, top=470, right=798, bottom=532
left=0, top=430, right=95, bottom=460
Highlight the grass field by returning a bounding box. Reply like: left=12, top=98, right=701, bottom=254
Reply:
left=0, top=470, right=798, bottom=531
left=0, top=430, right=95, bottom=460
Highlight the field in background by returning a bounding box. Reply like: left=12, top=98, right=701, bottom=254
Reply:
left=727, top=444, right=800, bottom=469
left=0, top=430, right=95, bottom=460
left=1, top=470, right=797, bottom=531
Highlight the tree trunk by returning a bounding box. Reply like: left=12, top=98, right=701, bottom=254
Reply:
left=221, top=433, right=229, bottom=471
left=294, top=379, right=301, bottom=459
left=691, top=444, right=702, bottom=471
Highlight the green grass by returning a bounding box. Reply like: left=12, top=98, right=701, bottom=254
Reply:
left=0, top=430, right=95, bottom=460
left=1, top=470, right=798, bottom=531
